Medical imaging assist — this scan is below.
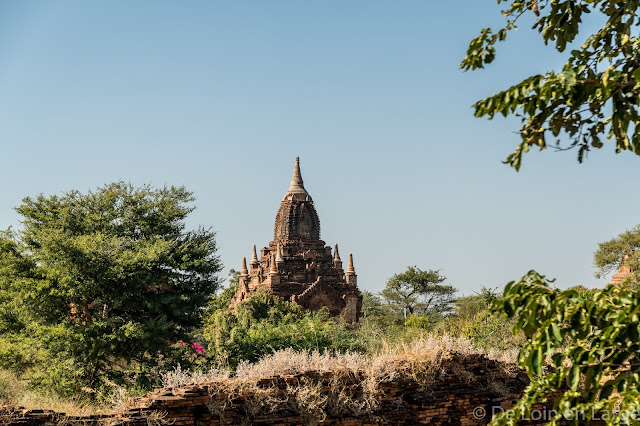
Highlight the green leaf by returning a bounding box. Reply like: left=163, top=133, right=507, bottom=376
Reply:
left=567, top=365, right=580, bottom=391
left=600, top=383, right=614, bottom=400
left=551, top=323, right=563, bottom=345
left=531, top=347, right=543, bottom=376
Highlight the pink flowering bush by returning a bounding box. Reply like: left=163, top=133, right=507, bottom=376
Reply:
left=175, top=341, right=206, bottom=360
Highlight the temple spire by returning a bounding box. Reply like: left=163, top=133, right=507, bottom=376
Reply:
left=269, top=253, right=278, bottom=275
left=251, top=244, right=259, bottom=266
left=345, top=254, right=357, bottom=287
left=347, top=254, right=355, bottom=274
left=241, top=257, right=249, bottom=277
left=285, top=157, right=309, bottom=199
left=333, top=244, right=343, bottom=269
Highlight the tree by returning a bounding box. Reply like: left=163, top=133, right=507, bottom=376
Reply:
left=493, top=271, right=640, bottom=425
left=462, top=1, right=640, bottom=170
left=0, top=182, right=221, bottom=395
left=207, top=269, right=240, bottom=312
left=381, top=266, right=455, bottom=321
left=594, top=225, right=640, bottom=279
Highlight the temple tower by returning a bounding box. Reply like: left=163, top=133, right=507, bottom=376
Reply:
left=230, top=157, right=363, bottom=322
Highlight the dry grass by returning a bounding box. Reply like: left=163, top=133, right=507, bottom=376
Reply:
left=286, top=378, right=328, bottom=426
left=166, top=335, right=516, bottom=390
left=233, top=335, right=509, bottom=382
left=19, top=393, right=108, bottom=417
left=140, top=410, right=171, bottom=426
left=160, top=363, right=230, bottom=389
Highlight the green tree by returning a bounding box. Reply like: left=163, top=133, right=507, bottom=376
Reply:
left=381, top=266, right=455, bottom=321
left=462, top=0, right=640, bottom=170
left=0, top=182, right=221, bottom=395
left=492, top=271, right=640, bottom=425
left=594, top=225, right=640, bottom=280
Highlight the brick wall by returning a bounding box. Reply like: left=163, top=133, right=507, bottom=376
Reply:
left=0, top=352, right=558, bottom=425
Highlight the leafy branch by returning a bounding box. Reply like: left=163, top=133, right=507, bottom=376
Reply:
left=462, top=0, right=640, bottom=170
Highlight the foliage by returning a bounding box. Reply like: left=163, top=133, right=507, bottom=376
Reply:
left=594, top=224, right=640, bottom=279
left=462, top=0, right=640, bottom=170
left=434, top=287, right=524, bottom=352
left=491, top=270, right=640, bottom=425
left=360, top=290, right=387, bottom=318
left=203, top=290, right=363, bottom=369
left=0, top=369, right=27, bottom=405
left=207, top=270, right=240, bottom=312
left=404, top=314, right=437, bottom=329
left=227, top=269, right=241, bottom=287
left=0, top=182, right=221, bottom=395
left=381, top=266, right=455, bottom=318
left=358, top=290, right=404, bottom=332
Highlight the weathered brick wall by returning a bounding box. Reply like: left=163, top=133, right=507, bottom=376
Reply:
left=0, top=352, right=560, bottom=425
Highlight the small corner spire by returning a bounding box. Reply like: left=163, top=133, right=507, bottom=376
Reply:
left=269, top=253, right=278, bottom=275
left=333, top=244, right=343, bottom=269
left=251, top=244, right=259, bottom=265
left=276, top=243, right=284, bottom=263
left=347, top=254, right=355, bottom=274
left=241, top=257, right=249, bottom=277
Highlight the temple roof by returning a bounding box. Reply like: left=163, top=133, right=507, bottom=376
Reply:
left=274, top=157, right=321, bottom=241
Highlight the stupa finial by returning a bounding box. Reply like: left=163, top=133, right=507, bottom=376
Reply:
left=285, top=157, right=308, bottom=199
left=251, top=244, right=259, bottom=265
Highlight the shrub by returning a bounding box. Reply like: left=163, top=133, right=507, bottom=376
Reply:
left=203, top=290, right=364, bottom=368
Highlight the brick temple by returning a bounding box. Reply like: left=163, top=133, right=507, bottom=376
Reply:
left=608, top=251, right=636, bottom=285
left=230, top=157, right=363, bottom=322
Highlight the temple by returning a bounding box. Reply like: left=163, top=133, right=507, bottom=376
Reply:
left=608, top=251, right=636, bottom=286
left=230, top=157, right=363, bottom=322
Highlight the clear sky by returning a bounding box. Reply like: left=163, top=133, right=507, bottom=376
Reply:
left=1, top=1, right=639, bottom=295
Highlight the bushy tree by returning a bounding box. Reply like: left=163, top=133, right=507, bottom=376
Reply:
left=203, top=290, right=362, bottom=368
left=493, top=271, right=640, bottom=425
left=381, top=266, right=455, bottom=320
left=594, top=225, right=640, bottom=280
left=0, top=182, right=221, bottom=395
left=462, top=0, right=640, bottom=169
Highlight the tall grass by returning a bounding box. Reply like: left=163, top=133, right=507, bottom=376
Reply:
left=0, top=370, right=109, bottom=416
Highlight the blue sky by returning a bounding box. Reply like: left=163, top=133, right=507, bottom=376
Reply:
left=1, top=1, right=638, bottom=295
